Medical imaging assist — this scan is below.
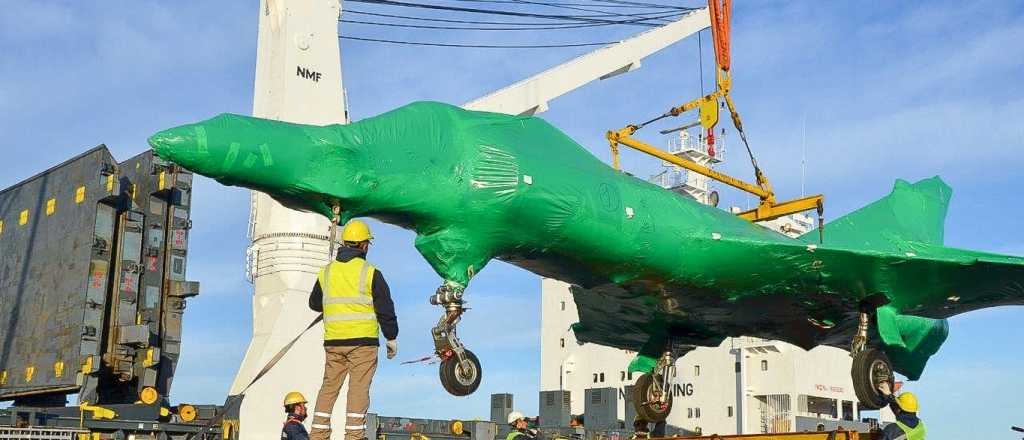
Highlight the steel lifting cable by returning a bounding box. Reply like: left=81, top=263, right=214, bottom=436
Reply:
left=340, top=10, right=686, bottom=31
left=697, top=29, right=704, bottom=95
left=590, top=0, right=694, bottom=9
left=341, top=35, right=617, bottom=48
left=448, top=0, right=693, bottom=9
left=341, top=18, right=611, bottom=30
left=507, top=0, right=676, bottom=25
left=345, top=8, right=681, bottom=26
left=347, top=0, right=684, bottom=25
left=339, top=1, right=696, bottom=47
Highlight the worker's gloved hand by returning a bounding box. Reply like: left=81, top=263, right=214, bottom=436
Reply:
left=386, top=339, right=397, bottom=359
left=877, top=380, right=892, bottom=396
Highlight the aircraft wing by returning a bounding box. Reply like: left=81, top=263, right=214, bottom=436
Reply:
left=570, top=229, right=1024, bottom=380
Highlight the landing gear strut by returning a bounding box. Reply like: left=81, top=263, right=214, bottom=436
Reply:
left=632, top=350, right=675, bottom=422
left=431, top=283, right=481, bottom=396
left=849, top=311, right=894, bottom=410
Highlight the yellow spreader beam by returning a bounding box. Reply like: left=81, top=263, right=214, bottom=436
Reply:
left=607, top=127, right=824, bottom=224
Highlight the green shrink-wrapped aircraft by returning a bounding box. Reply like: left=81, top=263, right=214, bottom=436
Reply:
left=149, top=101, right=1024, bottom=417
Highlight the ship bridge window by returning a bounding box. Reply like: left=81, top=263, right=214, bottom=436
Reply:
left=694, top=365, right=700, bottom=376
left=727, top=406, right=733, bottom=417
left=761, top=359, right=768, bottom=371
left=593, top=373, right=598, bottom=383
left=560, top=301, right=565, bottom=311
left=599, top=372, right=605, bottom=382
left=560, top=338, right=565, bottom=348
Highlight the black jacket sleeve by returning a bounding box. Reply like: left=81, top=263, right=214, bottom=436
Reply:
left=371, top=270, right=399, bottom=340
left=879, top=423, right=902, bottom=440
left=309, top=280, right=323, bottom=313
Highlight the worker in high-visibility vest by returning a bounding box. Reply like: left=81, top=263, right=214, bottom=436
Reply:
left=308, top=219, right=399, bottom=440
left=878, top=381, right=926, bottom=440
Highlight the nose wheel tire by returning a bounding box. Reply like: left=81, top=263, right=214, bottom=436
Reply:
left=851, top=348, right=893, bottom=410
left=439, top=349, right=482, bottom=396
left=632, top=372, right=673, bottom=422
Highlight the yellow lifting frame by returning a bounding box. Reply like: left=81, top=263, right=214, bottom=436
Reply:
left=606, top=70, right=825, bottom=226
left=608, top=126, right=823, bottom=223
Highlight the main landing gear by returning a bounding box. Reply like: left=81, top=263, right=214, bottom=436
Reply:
left=632, top=350, right=675, bottom=422
left=431, top=283, right=482, bottom=396
left=849, top=311, right=894, bottom=410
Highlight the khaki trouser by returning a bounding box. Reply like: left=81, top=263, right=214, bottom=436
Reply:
left=310, top=345, right=378, bottom=440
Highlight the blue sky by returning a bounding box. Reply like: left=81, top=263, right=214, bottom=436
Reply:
left=2, top=1, right=1023, bottom=438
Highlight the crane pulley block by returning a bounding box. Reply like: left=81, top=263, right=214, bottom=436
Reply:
left=698, top=96, right=719, bottom=129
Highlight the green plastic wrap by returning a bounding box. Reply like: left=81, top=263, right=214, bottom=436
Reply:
left=799, top=177, right=950, bottom=252
left=627, top=355, right=658, bottom=374
left=149, top=101, right=1024, bottom=379
left=876, top=305, right=948, bottom=380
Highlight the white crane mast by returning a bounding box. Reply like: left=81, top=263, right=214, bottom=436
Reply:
left=231, top=0, right=348, bottom=438
left=233, top=2, right=708, bottom=437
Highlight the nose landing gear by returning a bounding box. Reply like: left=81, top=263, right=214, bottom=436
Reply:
left=431, top=283, right=482, bottom=396
left=632, top=351, right=675, bottom=422
left=849, top=311, right=894, bottom=410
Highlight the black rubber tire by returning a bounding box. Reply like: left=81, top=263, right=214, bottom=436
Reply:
left=851, top=348, right=893, bottom=410
left=632, top=373, right=673, bottom=422
left=439, top=349, right=482, bottom=396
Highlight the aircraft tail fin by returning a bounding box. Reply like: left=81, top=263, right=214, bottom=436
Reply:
left=801, top=176, right=951, bottom=251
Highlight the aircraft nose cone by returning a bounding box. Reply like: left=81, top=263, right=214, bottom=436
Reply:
left=148, top=124, right=211, bottom=173
left=148, top=126, right=192, bottom=157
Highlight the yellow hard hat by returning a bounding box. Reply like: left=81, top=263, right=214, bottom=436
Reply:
left=341, top=220, right=373, bottom=242
left=283, top=391, right=308, bottom=406
left=895, top=392, right=919, bottom=413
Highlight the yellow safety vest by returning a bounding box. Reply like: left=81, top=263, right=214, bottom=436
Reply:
left=894, top=420, right=926, bottom=440
left=506, top=431, right=526, bottom=440
left=317, top=258, right=378, bottom=341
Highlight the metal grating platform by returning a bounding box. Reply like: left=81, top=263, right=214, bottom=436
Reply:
left=0, top=427, right=85, bottom=440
